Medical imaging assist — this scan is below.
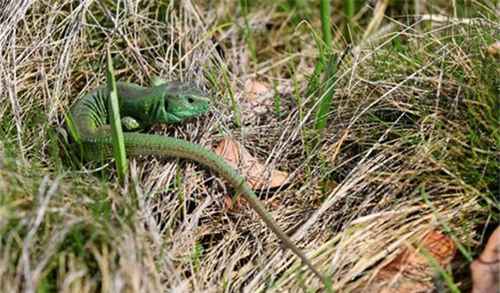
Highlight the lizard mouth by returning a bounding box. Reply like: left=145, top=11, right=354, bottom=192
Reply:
left=169, top=111, right=201, bottom=123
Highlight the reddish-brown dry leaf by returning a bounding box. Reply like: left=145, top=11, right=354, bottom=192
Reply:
left=223, top=194, right=252, bottom=212
left=362, top=230, right=456, bottom=293
left=223, top=195, right=233, bottom=211
left=214, top=137, right=288, bottom=190
left=470, top=226, right=500, bottom=293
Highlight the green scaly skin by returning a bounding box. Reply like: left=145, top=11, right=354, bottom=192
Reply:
left=70, top=81, right=324, bottom=282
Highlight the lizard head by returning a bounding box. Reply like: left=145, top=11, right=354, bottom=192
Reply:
left=159, top=82, right=210, bottom=124
left=120, top=81, right=210, bottom=126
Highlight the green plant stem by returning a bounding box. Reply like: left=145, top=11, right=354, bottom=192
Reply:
left=320, top=0, right=333, bottom=53
left=106, top=48, right=128, bottom=183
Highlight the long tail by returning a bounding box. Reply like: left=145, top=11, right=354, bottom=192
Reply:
left=86, top=132, right=324, bottom=281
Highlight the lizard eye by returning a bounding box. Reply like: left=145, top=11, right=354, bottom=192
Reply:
left=187, top=97, right=194, bottom=104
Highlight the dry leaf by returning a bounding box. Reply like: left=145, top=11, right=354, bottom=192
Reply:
left=364, top=230, right=456, bottom=293
left=223, top=194, right=251, bottom=211
left=223, top=195, right=233, bottom=210
left=470, top=226, right=500, bottom=293
left=214, top=137, right=288, bottom=190
left=486, top=41, right=500, bottom=57
left=242, top=80, right=274, bottom=118
left=244, top=80, right=270, bottom=100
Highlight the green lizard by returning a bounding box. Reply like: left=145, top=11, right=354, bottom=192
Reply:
left=70, top=79, right=324, bottom=282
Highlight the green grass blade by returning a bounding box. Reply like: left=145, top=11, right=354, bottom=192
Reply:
left=239, top=0, right=257, bottom=64
left=63, top=111, right=84, bottom=163
left=320, top=0, right=333, bottom=53
left=421, top=187, right=474, bottom=262
left=273, top=80, right=282, bottom=118
left=420, top=247, right=461, bottom=293
left=221, top=66, right=241, bottom=127
left=64, top=111, right=80, bottom=145
left=314, top=53, right=338, bottom=130
left=343, top=0, right=355, bottom=42
left=106, top=48, right=128, bottom=183
left=344, top=0, right=354, bottom=22
left=305, top=26, right=327, bottom=98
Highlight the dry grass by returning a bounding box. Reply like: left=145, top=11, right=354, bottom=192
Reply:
left=0, top=0, right=497, bottom=292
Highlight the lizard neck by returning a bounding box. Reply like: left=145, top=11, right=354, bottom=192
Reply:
left=118, top=83, right=167, bottom=127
